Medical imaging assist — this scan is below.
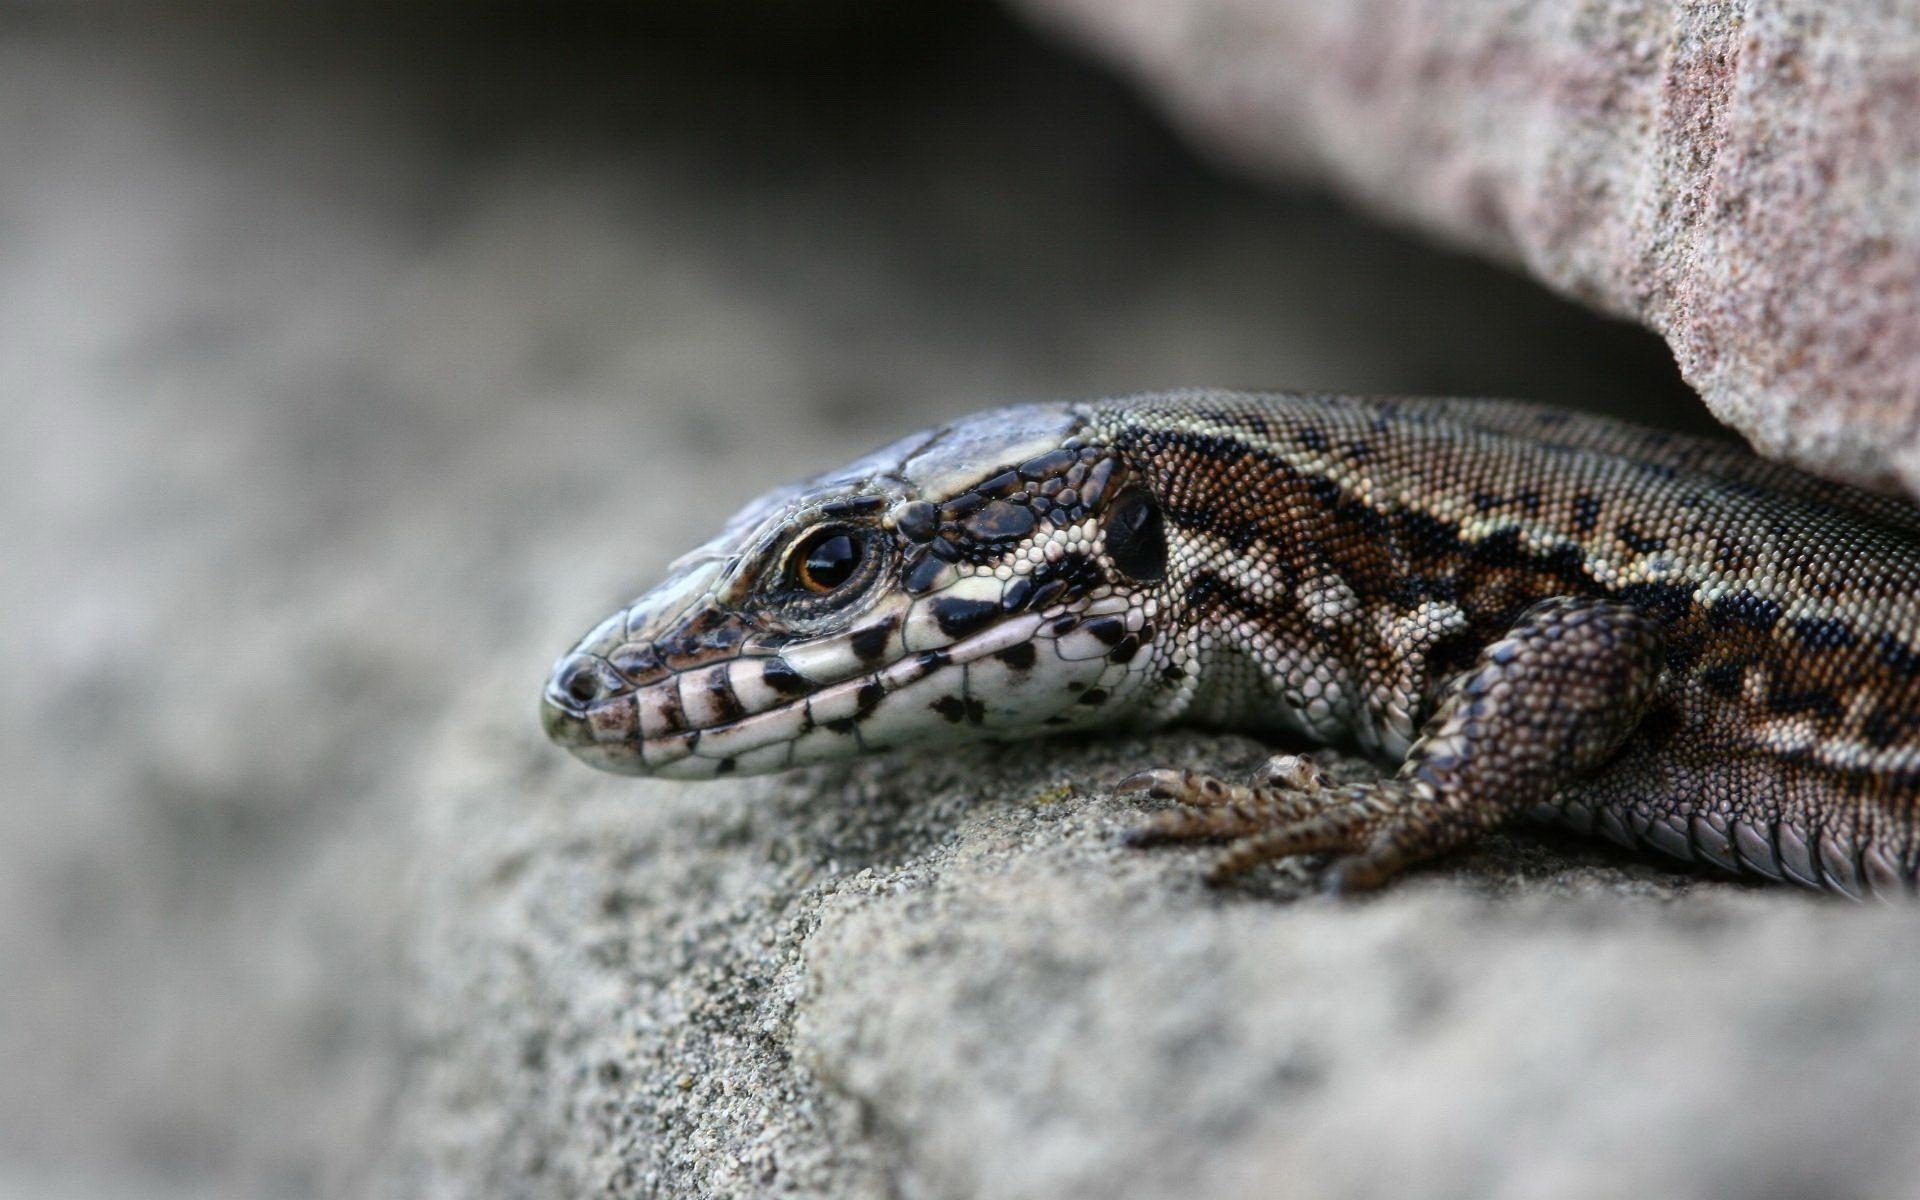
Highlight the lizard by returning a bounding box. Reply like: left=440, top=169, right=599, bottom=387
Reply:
left=541, top=390, right=1920, bottom=897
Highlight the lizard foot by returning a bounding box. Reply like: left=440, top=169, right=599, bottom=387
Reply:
left=1118, top=762, right=1431, bottom=891
left=1119, top=597, right=1668, bottom=893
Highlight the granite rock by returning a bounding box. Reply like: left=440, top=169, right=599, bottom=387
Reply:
left=406, top=709, right=1920, bottom=1199
left=1015, top=0, right=1920, bottom=496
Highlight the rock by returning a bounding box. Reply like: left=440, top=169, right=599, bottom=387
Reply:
left=1013, top=0, right=1920, bottom=496
left=12, top=10, right=1920, bottom=1200
left=407, top=708, right=1920, bottom=1199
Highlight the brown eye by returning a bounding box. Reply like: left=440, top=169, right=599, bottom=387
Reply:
left=793, top=528, right=863, bottom=594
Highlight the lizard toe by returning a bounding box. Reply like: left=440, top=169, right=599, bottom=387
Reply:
left=1115, top=767, right=1239, bottom=806
left=1254, top=753, right=1334, bottom=792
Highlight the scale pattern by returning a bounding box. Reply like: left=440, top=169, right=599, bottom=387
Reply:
left=543, top=390, right=1920, bottom=896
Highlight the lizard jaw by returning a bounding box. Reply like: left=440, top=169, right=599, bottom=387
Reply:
left=541, top=605, right=1134, bottom=779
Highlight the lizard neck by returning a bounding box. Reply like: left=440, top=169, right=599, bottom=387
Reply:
left=1092, top=396, right=1486, bottom=762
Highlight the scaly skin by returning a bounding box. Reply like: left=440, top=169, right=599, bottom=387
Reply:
left=542, top=391, right=1920, bottom=896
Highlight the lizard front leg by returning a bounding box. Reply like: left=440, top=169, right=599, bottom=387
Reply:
left=1122, top=596, right=1666, bottom=892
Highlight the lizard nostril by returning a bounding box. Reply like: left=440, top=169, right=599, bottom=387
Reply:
left=557, top=655, right=609, bottom=707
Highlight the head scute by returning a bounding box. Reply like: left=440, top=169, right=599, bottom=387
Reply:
left=889, top=499, right=940, bottom=542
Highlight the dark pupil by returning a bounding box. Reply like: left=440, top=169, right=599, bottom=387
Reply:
left=802, top=533, right=860, bottom=590
left=1105, top=490, right=1167, bottom=582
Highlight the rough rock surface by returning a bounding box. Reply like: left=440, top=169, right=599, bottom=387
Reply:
left=1014, top=0, right=1920, bottom=497
left=408, top=717, right=1920, bottom=1199
left=8, top=9, right=1920, bottom=1200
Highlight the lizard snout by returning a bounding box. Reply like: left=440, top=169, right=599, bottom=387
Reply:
left=540, top=652, right=633, bottom=753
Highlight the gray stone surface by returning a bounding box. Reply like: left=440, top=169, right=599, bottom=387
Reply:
left=1015, top=0, right=1920, bottom=497
left=6, top=9, right=1919, bottom=1200
left=407, top=714, right=1920, bottom=1200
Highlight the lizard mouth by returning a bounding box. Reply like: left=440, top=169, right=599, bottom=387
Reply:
left=542, top=605, right=1125, bottom=779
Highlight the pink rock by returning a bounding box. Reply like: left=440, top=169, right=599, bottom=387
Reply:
left=1016, top=0, right=1920, bottom=495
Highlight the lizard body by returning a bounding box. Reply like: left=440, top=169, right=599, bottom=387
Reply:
left=543, top=391, right=1920, bottom=896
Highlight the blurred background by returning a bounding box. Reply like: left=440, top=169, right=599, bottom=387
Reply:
left=0, top=3, right=1708, bottom=1196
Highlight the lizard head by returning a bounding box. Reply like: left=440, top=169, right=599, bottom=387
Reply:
left=542, top=402, right=1179, bottom=778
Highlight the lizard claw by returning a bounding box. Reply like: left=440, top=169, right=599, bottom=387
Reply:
left=1113, top=767, right=1241, bottom=805
left=1114, top=768, right=1177, bottom=797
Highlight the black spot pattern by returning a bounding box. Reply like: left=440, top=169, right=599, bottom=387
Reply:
left=930, top=597, right=999, bottom=638
left=931, top=695, right=987, bottom=724
left=994, top=642, right=1037, bottom=670
left=1708, top=591, right=1783, bottom=632
left=850, top=618, right=896, bottom=663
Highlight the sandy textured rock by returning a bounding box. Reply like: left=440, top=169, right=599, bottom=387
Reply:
left=1014, top=0, right=1920, bottom=496
left=411, top=709, right=1920, bottom=1200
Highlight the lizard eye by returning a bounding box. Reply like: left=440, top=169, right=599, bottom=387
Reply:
left=1103, top=487, right=1167, bottom=582
left=790, top=527, right=866, bottom=594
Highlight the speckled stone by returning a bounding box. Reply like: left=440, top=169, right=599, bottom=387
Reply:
left=1014, top=0, right=1920, bottom=497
